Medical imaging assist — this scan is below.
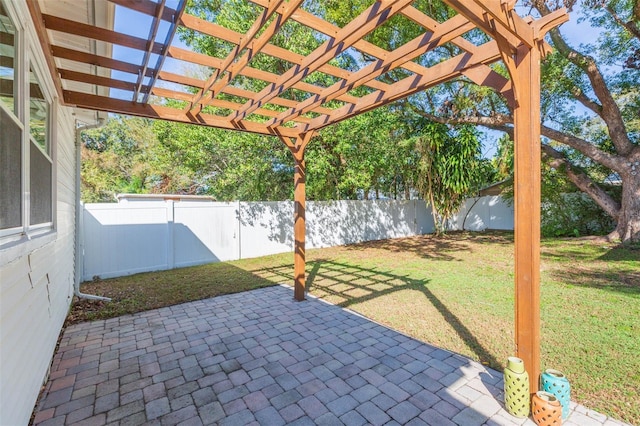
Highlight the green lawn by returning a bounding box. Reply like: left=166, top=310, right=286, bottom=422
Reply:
left=71, top=232, right=640, bottom=424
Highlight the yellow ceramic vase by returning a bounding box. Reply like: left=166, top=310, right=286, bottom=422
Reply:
left=504, top=356, right=530, bottom=418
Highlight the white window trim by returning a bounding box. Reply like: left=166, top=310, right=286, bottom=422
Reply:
left=0, top=0, right=57, bottom=257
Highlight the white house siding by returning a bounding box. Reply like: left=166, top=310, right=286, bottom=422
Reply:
left=0, top=3, right=78, bottom=424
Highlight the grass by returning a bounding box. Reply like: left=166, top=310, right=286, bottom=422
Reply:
left=70, top=231, right=640, bottom=424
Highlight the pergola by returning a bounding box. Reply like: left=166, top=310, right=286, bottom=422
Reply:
left=28, top=0, right=567, bottom=393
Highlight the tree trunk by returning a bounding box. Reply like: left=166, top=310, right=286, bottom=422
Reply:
left=610, top=157, right=640, bottom=243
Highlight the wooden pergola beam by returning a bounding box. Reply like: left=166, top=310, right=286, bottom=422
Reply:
left=444, top=0, right=532, bottom=48
left=187, top=0, right=291, bottom=109
left=59, top=68, right=147, bottom=93
left=25, top=0, right=64, bottom=101
left=305, top=40, right=502, bottom=132
left=63, top=90, right=300, bottom=137
left=254, top=0, right=421, bottom=77
left=177, top=13, right=370, bottom=109
left=278, top=131, right=315, bottom=302
left=229, top=0, right=415, bottom=123
left=109, top=0, right=177, bottom=22
left=142, top=0, right=187, bottom=103
left=51, top=45, right=152, bottom=78
left=512, top=43, right=542, bottom=394
left=167, top=45, right=353, bottom=114
left=158, top=70, right=334, bottom=115
left=42, top=14, right=164, bottom=55
left=152, top=87, right=309, bottom=122
left=179, top=9, right=392, bottom=97
left=267, top=14, right=475, bottom=128
left=132, top=0, right=166, bottom=102
left=401, top=5, right=513, bottom=103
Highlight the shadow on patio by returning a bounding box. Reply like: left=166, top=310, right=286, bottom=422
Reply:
left=256, top=258, right=502, bottom=369
left=33, top=284, right=629, bottom=425
left=33, top=285, right=511, bottom=425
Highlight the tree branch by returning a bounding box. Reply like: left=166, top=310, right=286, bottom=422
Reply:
left=538, top=125, right=621, bottom=171
left=541, top=143, right=621, bottom=219
left=569, top=85, right=602, bottom=115
left=533, top=2, right=634, bottom=155
left=605, top=4, right=640, bottom=40
left=409, top=105, right=622, bottom=171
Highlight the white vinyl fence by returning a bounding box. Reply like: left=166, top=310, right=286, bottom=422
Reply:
left=80, top=196, right=513, bottom=281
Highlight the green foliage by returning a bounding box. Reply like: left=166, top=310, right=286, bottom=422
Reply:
left=81, top=117, right=160, bottom=202
left=308, top=107, right=414, bottom=200
left=81, top=116, right=295, bottom=202
left=153, top=120, right=293, bottom=201
left=414, top=121, right=488, bottom=234
left=541, top=192, right=618, bottom=237
left=491, top=134, right=514, bottom=183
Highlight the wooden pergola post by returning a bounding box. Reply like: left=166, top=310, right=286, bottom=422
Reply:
left=292, top=145, right=306, bottom=301
left=279, top=132, right=314, bottom=301
left=29, top=0, right=568, bottom=360
left=513, top=44, right=542, bottom=394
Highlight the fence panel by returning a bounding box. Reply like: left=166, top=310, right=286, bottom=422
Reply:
left=239, top=202, right=293, bottom=259
left=173, top=202, right=239, bottom=266
left=82, top=202, right=169, bottom=281
left=446, top=196, right=515, bottom=231
left=81, top=196, right=513, bottom=280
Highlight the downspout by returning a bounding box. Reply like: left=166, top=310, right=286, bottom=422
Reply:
left=74, top=119, right=111, bottom=301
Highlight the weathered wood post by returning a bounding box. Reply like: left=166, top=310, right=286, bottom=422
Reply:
left=513, top=43, right=542, bottom=393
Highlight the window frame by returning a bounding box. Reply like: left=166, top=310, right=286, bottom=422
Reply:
left=27, top=62, right=54, bottom=231
left=0, top=0, right=56, bottom=247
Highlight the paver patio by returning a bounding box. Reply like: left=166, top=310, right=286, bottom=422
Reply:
left=32, top=285, right=628, bottom=426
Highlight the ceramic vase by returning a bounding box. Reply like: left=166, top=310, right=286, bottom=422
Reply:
left=531, top=391, right=562, bottom=426
left=541, top=369, right=571, bottom=419
left=504, top=356, right=530, bottom=418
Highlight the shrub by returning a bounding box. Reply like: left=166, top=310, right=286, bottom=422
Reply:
left=541, top=192, right=616, bottom=237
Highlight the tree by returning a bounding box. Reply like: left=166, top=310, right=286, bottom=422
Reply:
left=153, top=120, right=293, bottom=201
left=306, top=107, right=413, bottom=200
left=81, top=117, right=161, bottom=202
left=412, top=122, right=489, bottom=234
left=408, top=1, right=639, bottom=243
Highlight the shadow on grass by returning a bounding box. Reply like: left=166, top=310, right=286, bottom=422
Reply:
left=541, top=238, right=640, bottom=264
left=254, top=258, right=500, bottom=367
left=550, top=268, right=640, bottom=296
left=597, top=245, right=640, bottom=262
left=70, top=262, right=279, bottom=325
left=343, top=231, right=513, bottom=260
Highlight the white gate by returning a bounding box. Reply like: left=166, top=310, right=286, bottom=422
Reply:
left=81, top=201, right=239, bottom=280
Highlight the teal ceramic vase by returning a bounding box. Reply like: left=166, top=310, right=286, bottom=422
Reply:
left=504, top=356, right=530, bottom=418
left=541, top=369, right=571, bottom=419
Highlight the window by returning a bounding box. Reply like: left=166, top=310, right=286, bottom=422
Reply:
left=0, top=0, right=54, bottom=240
left=0, top=0, right=15, bottom=114
left=29, top=67, right=52, bottom=227
left=0, top=0, right=21, bottom=233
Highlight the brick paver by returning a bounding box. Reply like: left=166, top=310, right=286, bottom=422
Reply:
left=33, top=285, right=629, bottom=425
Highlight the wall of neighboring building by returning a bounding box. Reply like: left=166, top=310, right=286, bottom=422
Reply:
left=0, top=2, right=78, bottom=424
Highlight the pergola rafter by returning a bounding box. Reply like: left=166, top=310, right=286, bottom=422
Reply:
left=227, top=0, right=417, bottom=123
left=27, top=0, right=568, bottom=394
